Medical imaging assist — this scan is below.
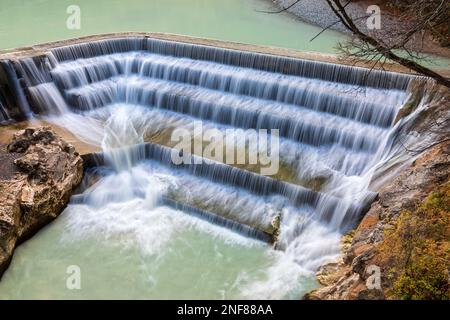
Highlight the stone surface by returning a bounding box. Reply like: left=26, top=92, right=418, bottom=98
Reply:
left=0, top=126, right=83, bottom=278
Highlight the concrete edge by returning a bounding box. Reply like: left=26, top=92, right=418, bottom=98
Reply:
left=0, top=31, right=431, bottom=76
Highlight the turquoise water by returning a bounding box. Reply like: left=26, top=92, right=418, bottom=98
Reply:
left=0, top=163, right=320, bottom=299
left=1, top=0, right=447, bottom=68
left=0, top=0, right=345, bottom=52
left=1, top=0, right=448, bottom=68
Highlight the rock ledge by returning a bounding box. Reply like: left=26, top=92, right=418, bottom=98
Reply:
left=0, top=127, right=83, bottom=278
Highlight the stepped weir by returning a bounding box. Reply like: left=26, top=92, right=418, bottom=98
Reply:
left=0, top=35, right=415, bottom=257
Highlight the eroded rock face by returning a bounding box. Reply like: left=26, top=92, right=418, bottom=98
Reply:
left=0, top=127, right=83, bottom=278
left=305, top=80, right=450, bottom=300
left=306, top=141, right=449, bottom=300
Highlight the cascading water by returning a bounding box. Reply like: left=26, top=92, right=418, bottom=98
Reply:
left=0, top=37, right=415, bottom=299
left=0, top=93, right=10, bottom=123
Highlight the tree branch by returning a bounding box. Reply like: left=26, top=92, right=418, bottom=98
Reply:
left=256, top=0, right=302, bottom=14
left=325, top=0, right=450, bottom=88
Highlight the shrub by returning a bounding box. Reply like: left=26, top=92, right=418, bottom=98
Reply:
left=380, top=184, right=449, bottom=299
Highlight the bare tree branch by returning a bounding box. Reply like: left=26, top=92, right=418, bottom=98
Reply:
left=256, top=0, right=302, bottom=14
left=325, top=0, right=450, bottom=88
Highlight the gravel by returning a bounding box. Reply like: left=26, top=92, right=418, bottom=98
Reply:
left=272, top=0, right=373, bottom=34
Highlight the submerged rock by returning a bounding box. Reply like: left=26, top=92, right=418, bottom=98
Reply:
left=0, top=127, right=83, bottom=278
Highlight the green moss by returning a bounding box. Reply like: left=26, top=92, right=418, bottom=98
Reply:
left=380, top=184, right=450, bottom=300
left=393, top=243, right=448, bottom=300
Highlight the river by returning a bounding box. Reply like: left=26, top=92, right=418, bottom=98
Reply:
left=0, top=0, right=426, bottom=299
left=0, top=0, right=346, bottom=52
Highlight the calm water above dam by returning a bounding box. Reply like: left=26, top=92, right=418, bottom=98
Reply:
left=2, top=0, right=448, bottom=69
left=0, top=0, right=345, bottom=52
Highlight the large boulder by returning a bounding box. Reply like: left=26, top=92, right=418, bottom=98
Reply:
left=0, top=127, right=83, bottom=278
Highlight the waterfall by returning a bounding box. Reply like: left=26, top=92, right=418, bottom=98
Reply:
left=49, top=37, right=414, bottom=90
left=0, top=91, right=10, bottom=123
left=0, top=37, right=416, bottom=294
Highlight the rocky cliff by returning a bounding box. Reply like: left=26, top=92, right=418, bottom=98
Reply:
left=0, top=127, right=83, bottom=278
left=305, top=80, right=450, bottom=300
